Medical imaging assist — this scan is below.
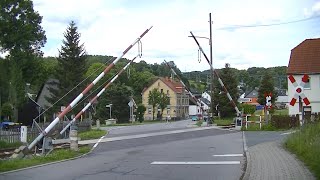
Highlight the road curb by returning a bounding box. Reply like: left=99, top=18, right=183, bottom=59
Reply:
left=0, top=131, right=109, bottom=175
left=242, top=131, right=251, bottom=180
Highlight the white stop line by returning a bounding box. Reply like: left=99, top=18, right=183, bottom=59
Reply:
left=151, top=161, right=240, bottom=165
left=213, top=154, right=243, bottom=157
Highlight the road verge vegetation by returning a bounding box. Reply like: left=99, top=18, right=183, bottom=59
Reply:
left=78, top=129, right=107, bottom=140
left=0, top=146, right=90, bottom=173
left=284, top=122, right=320, bottom=179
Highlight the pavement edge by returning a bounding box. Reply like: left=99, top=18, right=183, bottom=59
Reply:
left=241, top=131, right=251, bottom=180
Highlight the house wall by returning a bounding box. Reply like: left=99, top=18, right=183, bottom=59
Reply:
left=288, top=74, right=320, bottom=115
left=202, top=92, right=211, bottom=102
left=142, top=79, right=178, bottom=120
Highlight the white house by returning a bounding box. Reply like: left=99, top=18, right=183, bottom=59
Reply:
left=287, top=38, right=320, bottom=115
left=201, top=92, right=211, bottom=102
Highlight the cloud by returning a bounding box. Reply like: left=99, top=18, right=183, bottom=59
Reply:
left=32, top=0, right=319, bottom=72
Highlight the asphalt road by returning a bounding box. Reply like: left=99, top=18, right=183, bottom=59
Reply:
left=1, top=128, right=245, bottom=180
left=101, top=119, right=196, bottom=137
left=244, top=130, right=293, bottom=147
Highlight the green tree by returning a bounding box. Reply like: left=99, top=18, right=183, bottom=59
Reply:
left=136, top=104, right=146, bottom=123
left=148, top=88, right=161, bottom=120
left=158, top=92, right=170, bottom=119
left=1, top=102, right=13, bottom=121
left=212, top=63, right=239, bottom=118
left=95, top=84, right=132, bottom=123
left=47, top=21, right=86, bottom=115
left=0, top=0, right=46, bottom=56
left=0, top=0, right=46, bottom=121
left=258, top=71, right=278, bottom=106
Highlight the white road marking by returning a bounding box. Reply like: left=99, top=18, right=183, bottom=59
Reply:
left=280, top=131, right=296, bottom=135
left=151, top=161, right=240, bottom=165
left=213, top=154, right=243, bottom=157
left=92, top=136, right=105, bottom=148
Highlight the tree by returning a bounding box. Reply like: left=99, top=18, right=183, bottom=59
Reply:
left=0, top=0, right=46, bottom=56
left=1, top=102, right=13, bottom=121
left=148, top=88, right=161, bottom=120
left=0, top=0, right=47, bottom=121
left=47, top=21, right=86, bottom=115
left=258, top=71, right=278, bottom=106
left=136, top=104, right=146, bottom=123
left=95, top=84, right=132, bottom=123
left=212, top=63, right=239, bottom=118
left=158, top=92, right=170, bottom=119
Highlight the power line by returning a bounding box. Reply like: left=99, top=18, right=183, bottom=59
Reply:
left=217, top=15, right=320, bottom=30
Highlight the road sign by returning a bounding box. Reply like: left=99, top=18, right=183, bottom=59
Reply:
left=288, top=74, right=310, bottom=106
left=128, top=100, right=133, bottom=107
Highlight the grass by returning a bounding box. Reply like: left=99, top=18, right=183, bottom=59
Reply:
left=0, top=141, right=23, bottom=150
left=78, top=129, right=107, bottom=140
left=214, top=118, right=233, bottom=126
left=0, top=146, right=90, bottom=172
left=273, top=109, right=289, bottom=115
left=284, top=122, right=320, bottom=179
left=196, top=120, right=203, bottom=127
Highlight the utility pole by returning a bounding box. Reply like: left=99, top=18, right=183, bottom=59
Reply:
left=209, top=13, right=214, bottom=124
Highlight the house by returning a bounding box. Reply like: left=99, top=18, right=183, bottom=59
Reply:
left=201, top=91, right=211, bottom=103
left=238, top=89, right=259, bottom=105
left=142, top=77, right=189, bottom=120
left=287, top=38, right=320, bottom=116
left=275, top=89, right=288, bottom=109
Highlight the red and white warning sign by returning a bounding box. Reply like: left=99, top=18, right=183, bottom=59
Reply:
left=288, top=74, right=310, bottom=106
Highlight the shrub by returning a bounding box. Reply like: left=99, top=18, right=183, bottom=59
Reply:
left=271, top=115, right=299, bottom=129
left=240, top=104, right=256, bottom=115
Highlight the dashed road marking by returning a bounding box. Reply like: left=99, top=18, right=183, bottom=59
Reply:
left=213, top=154, right=243, bottom=157
left=151, top=161, right=240, bottom=165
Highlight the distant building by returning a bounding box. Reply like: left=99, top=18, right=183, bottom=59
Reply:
left=142, top=77, right=189, bottom=120
left=238, top=89, right=259, bottom=105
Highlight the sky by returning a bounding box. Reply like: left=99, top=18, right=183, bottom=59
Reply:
left=32, top=0, right=320, bottom=72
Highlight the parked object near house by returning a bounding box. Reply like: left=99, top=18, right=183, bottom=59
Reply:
left=287, top=38, right=320, bottom=116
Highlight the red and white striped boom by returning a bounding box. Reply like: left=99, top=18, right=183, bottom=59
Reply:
left=27, top=26, right=153, bottom=151
left=163, top=60, right=205, bottom=113
left=60, top=55, right=139, bottom=135
left=189, top=31, right=241, bottom=116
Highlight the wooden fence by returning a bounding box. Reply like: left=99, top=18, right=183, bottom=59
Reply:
left=0, top=120, right=92, bottom=144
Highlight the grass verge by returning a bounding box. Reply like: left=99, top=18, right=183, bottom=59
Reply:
left=78, top=129, right=107, bottom=140
left=0, top=141, right=23, bottom=150
left=196, top=120, right=203, bottom=127
left=0, top=146, right=90, bottom=173
left=284, top=122, right=320, bottom=179
left=214, top=119, right=233, bottom=126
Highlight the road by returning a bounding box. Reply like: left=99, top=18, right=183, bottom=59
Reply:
left=101, top=119, right=196, bottom=137
left=0, top=121, right=245, bottom=180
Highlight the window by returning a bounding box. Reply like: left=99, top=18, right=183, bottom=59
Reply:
left=304, top=77, right=311, bottom=89
left=161, top=89, right=163, bottom=93
left=167, top=90, right=169, bottom=95
left=148, top=108, right=151, bottom=114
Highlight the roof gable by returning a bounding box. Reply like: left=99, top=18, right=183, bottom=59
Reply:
left=287, top=38, right=320, bottom=74
left=142, top=77, right=184, bottom=94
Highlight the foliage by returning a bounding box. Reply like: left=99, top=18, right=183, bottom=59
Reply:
left=136, top=104, right=146, bottom=123
left=78, top=129, right=107, bottom=140
left=214, top=119, right=234, bottom=126
left=212, top=64, right=239, bottom=118
left=148, top=88, right=161, bottom=120
left=0, top=146, right=90, bottom=172
left=1, top=102, right=13, bottom=120
left=271, top=115, right=299, bottom=129
left=158, top=92, right=170, bottom=119
left=0, top=140, right=22, bottom=149
left=240, top=104, right=256, bottom=115
left=46, top=21, right=87, bottom=115
left=196, top=120, right=203, bottom=127
left=285, top=122, right=320, bottom=179
left=95, top=84, right=132, bottom=123
left=258, top=71, right=278, bottom=106
left=0, top=0, right=46, bottom=56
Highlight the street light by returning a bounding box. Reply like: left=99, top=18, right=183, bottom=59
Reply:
left=106, top=104, right=112, bottom=119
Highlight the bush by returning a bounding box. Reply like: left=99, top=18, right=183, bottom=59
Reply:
left=240, top=104, right=256, bottom=115
left=1, top=102, right=13, bottom=120
left=271, top=115, right=299, bottom=129
left=136, top=104, right=146, bottom=123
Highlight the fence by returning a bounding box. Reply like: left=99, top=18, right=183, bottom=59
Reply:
left=0, top=120, right=92, bottom=144
left=0, top=128, right=38, bottom=144
left=242, top=114, right=263, bottom=129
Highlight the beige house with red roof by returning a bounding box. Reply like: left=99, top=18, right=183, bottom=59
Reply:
left=287, top=38, right=320, bottom=116
left=142, top=77, right=189, bottom=120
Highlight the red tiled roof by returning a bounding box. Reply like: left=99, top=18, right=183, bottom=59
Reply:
left=142, top=77, right=185, bottom=94
left=159, top=77, right=184, bottom=93
left=287, top=38, right=320, bottom=74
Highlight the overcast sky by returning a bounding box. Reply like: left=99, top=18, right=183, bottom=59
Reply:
left=33, top=0, right=320, bottom=72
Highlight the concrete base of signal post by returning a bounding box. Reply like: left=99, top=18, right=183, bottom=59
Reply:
left=69, top=126, right=78, bottom=151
